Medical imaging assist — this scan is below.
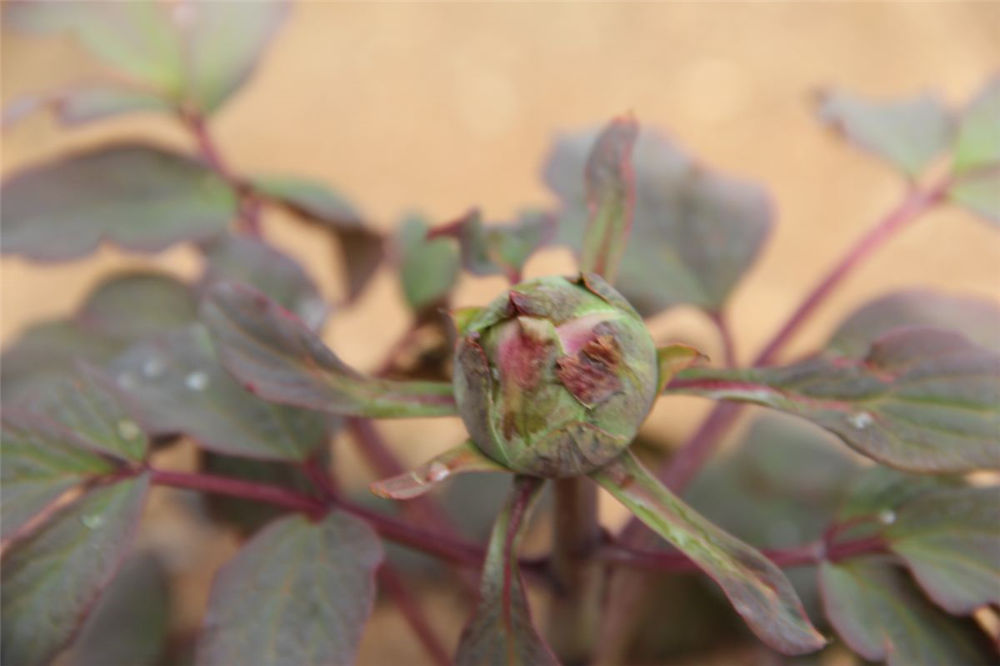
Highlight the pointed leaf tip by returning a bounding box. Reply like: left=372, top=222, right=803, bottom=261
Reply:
left=371, top=440, right=508, bottom=500
left=592, top=452, right=826, bottom=655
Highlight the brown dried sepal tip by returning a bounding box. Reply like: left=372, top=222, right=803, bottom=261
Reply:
left=556, top=334, right=623, bottom=407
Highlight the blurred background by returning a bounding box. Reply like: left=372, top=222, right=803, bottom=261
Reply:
left=3, top=3, right=999, bottom=664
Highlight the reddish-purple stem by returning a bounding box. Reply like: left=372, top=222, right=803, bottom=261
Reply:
left=599, top=534, right=886, bottom=572
left=181, top=110, right=262, bottom=236
left=377, top=566, right=451, bottom=666
left=150, top=467, right=324, bottom=516
left=708, top=310, right=738, bottom=368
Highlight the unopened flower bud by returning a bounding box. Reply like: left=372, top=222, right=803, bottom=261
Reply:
left=453, top=274, right=658, bottom=477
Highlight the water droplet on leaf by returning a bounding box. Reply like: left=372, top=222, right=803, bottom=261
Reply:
left=426, top=461, right=450, bottom=483
left=878, top=509, right=896, bottom=525
left=847, top=411, right=874, bottom=429
left=117, top=419, right=141, bottom=441
left=141, top=356, right=165, bottom=379
left=80, top=514, right=104, bottom=529
left=184, top=371, right=209, bottom=391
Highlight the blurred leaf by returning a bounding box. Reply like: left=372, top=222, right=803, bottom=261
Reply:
left=28, top=365, right=148, bottom=462
left=201, top=234, right=328, bottom=330
left=200, top=452, right=319, bottom=535
left=544, top=127, right=772, bottom=315
left=687, top=414, right=861, bottom=617
left=77, top=271, right=198, bottom=343
left=829, top=288, right=1000, bottom=356
left=953, top=75, right=1000, bottom=174
left=0, top=410, right=116, bottom=540
left=2, top=85, right=172, bottom=128
left=5, top=0, right=287, bottom=114
left=819, top=557, right=993, bottom=666
left=579, top=114, right=639, bottom=281
left=886, top=485, right=1000, bottom=614
left=108, top=324, right=332, bottom=461
left=949, top=169, right=1000, bottom=225
left=371, top=439, right=507, bottom=500
left=2, top=271, right=196, bottom=402
left=397, top=216, right=460, bottom=312
left=836, top=466, right=963, bottom=524
left=432, top=209, right=555, bottom=283
left=195, top=511, right=383, bottom=666
left=5, top=0, right=185, bottom=94
left=592, top=451, right=826, bottom=655
left=201, top=282, right=457, bottom=417
left=1, top=475, right=150, bottom=666
left=250, top=175, right=384, bottom=301
left=817, top=90, right=952, bottom=177
left=670, top=327, right=1000, bottom=472
left=1, top=145, right=237, bottom=261
left=455, top=476, right=557, bottom=666
left=1, top=320, right=119, bottom=404
left=62, top=550, right=171, bottom=666
left=950, top=76, right=1000, bottom=225
left=179, top=0, right=289, bottom=113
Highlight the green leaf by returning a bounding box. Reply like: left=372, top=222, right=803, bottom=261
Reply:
left=432, top=209, right=555, bottom=283
left=62, top=551, right=171, bottom=666
left=371, top=439, right=508, bottom=500
left=1, top=145, right=237, bottom=261
left=5, top=0, right=185, bottom=94
left=201, top=282, right=457, bottom=418
left=817, top=90, right=953, bottom=177
left=592, top=451, right=826, bottom=655
left=250, top=175, right=384, bottom=301
left=835, top=466, right=962, bottom=524
left=3, top=85, right=172, bottom=128
left=949, top=168, right=1000, bottom=225
left=0, top=410, right=117, bottom=540
left=545, top=127, right=772, bottom=315
left=2, top=271, right=196, bottom=403
left=1, top=475, right=151, bottom=666
left=953, top=75, right=1000, bottom=174
left=202, top=234, right=327, bottom=330
left=195, top=511, right=383, bottom=666
left=1, top=320, right=120, bottom=404
left=819, top=557, right=993, bottom=666
left=579, top=114, right=639, bottom=281
left=886, top=485, right=1000, bottom=614
left=28, top=365, right=149, bottom=462
left=5, top=0, right=287, bottom=114
left=687, top=414, right=861, bottom=618
left=455, top=476, right=557, bottom=666
left=108, top=324, right=332, bottom=461
left=398, top=216, right=460, bottom=312
left=950, top=76, right=1000, bottom=225
left=655, top=343, right=706, bottom=394
left=670, top=327, right=1000, bottom=472
left=829, top=288, right=1000, bottom=356
left=179, top=0, right=289, bottom=113
left=200, top=452, right=320, bottom=535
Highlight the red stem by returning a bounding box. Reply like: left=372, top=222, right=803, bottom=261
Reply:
left=656, top=179, right=948, bottom=496
left=150, top=468, right=324, bottom=516
left=598, top=534, right=886, bottom=573
left=708, top=310, right=738, bottom=368
left=181, top=110, right=262, bottom=236
left=377, top=566, right=451, bottom=666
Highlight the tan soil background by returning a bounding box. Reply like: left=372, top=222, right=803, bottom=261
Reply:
left=3, top=3, right=1000, bottom=665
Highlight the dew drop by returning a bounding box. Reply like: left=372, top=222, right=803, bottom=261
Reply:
left=80, top=514, right=105, bottom=529
left=426, top=461, right=450, bottom=483
left=117, top=419, right=141, bottom=441
left=184, top=371, right=209, bottom=391
left=298, top=296, right=328, bottom=331
left=847, top=411, right=874, bottom=429
left=141, top=356, right=165, bottom=379
left=117, top=372, right=137, bottom=390
left=878, top=509, right=897, bottom=525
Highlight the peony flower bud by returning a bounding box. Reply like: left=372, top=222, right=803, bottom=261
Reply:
left=453, top=273, right=658, bottom=477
